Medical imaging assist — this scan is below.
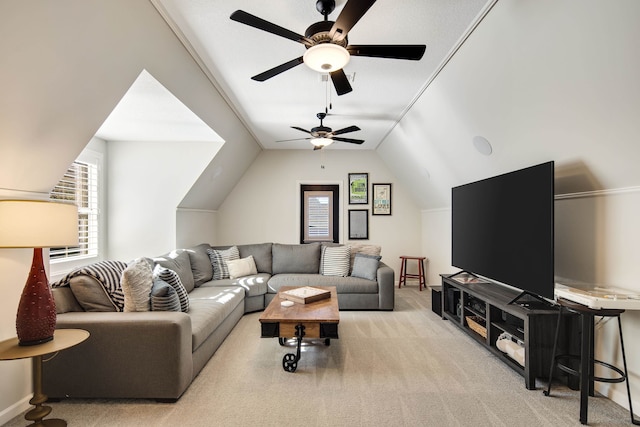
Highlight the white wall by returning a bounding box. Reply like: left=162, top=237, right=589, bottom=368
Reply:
left=107, top=140, right=219, bottom=260
left=556, top=189, right=640, bottom=410
left=0, top=249, right=35, bottom=424
left=421, top=209, right=454, bottom=285
left=176, top=209, right=218, bottom=249
left=216, top=149, right=422, bottom=275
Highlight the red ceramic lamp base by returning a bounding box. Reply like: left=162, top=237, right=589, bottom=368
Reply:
left=16, top=248, right=57, bottom=346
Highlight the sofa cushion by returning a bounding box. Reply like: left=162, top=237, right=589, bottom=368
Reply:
left=320, top=245, right=351, bottom=277
left=207, top=246, right=240, bottom=280
left=187, top=286, right=244, bottom=351
left=227, top=256, right=258, bottom=279
left=121, top=258, right=153, bottom=312
left=185, top=243, right=213, bottom=286
left=351, top=253, right=382, bottom=281
left=238, top=243, right=273, bottom=274
left=52, top=287, right=84, bottom=314
left=267, top=274, right=378, bottom=294
left=272, top=243, right=321, bottom=274
left=154, top=250, right=196, bottom=293
left=150, top=278, right=181, bottom=312
left=153, top=265, right=189, bottom=312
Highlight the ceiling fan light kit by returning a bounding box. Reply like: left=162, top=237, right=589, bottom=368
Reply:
left=303, top=44, right=350, bottom=73
left=311, top=137, right=334, bottom=148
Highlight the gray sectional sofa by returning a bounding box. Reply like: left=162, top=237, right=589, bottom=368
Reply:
left=44, top=242, right=394, bottom=401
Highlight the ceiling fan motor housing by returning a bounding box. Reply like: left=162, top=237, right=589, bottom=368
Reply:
left=304, top=21, right=347, bottom=47
left=311, top=126, right=332, bottom=137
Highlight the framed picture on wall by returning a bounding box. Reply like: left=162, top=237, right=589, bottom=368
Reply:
left=348, top=209, right=369, bottom=240
left=348, top=173, right=368, bottom=204
left=372, top=183, right=392, bottom=215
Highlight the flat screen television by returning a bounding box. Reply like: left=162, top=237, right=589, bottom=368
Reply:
left=451, top=161, right=554, bottom=301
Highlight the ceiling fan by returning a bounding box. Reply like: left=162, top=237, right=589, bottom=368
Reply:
left=277, top=112, right=364, bottom=150
left=230, top=0, right=426, bottom=96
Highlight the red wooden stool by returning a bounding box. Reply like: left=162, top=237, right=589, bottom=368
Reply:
left=398, top=256, right=427, bottom=291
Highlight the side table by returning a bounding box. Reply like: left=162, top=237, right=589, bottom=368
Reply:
left=0, top=329, right=90, bottom=427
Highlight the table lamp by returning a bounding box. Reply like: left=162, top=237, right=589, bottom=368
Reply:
left=0, top=200, right=78, bottom=346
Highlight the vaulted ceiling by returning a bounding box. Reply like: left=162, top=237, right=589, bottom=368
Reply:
left=151, top=0, right=491, bottom=151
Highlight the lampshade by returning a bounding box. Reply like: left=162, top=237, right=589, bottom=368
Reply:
left=303, top=43, right=350, bottom=73
left=0, top=200, right=78, bottom=248
left=0, top=200, right=78, bottom=345
left=311, top=137, right=333, bottom=148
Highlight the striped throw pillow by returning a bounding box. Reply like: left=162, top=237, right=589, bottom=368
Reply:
left=320, top=245, right=351, bottom=277
left=150, top=278, right=181, bottom=312
left=207, top=246, right=240, bottom=280
left=153, top=266, right=189, bottom=312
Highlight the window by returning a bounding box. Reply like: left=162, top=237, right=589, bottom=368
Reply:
left=305, top=191, right=333, bottom=242
left=300, top=184, right=340, bottom=243
left=49, top=159, right=99, bottom=260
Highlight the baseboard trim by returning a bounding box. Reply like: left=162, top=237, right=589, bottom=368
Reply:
left=0, top=394, right=31, bottom=425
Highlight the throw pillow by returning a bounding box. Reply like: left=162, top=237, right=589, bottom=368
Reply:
left=153, top=265, right=189, bottom=312
left=186, top=243, right=214, bottom=286
left=348, top=243, right=382, bottom=273
left=68, top=276, right=119, bottom=312
left=207, top=246, right=240, bottom=280
left=150, top=278, right=181, bottom=312
left=58, top=260, right=128, bottom=312
left=227, top=255, right=258, bottom=279
left=320, top=245, right=351, bottom=277
left=153, top=250, right=196, bottom=293
left=121, top=258, right=154, bottom=312
left=350, top=253, right=382, bottom=281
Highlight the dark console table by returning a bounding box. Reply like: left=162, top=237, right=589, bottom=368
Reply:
left=440, top=274, right=577, bottom=389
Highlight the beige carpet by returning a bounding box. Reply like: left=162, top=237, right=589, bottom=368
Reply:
left=3, top=287, right=633, bottom=426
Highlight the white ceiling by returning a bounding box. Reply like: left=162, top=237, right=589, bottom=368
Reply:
left=150, top=0, right=491, bottom=150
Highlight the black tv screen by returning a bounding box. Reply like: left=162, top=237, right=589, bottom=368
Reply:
left=451, top=161, right=554, bottom=299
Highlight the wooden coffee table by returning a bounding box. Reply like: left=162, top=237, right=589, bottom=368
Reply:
left=259, top=286, right=339, bottom=372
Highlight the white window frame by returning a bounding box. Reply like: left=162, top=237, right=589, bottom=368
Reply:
left=49, top=148, right=104, bottom=277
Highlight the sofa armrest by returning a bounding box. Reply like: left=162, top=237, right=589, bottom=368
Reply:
left=377, top=262, right=395, bottom=310
left=43, top=311, right=193, bottom=400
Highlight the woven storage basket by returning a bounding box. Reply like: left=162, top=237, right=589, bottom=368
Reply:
left=466, top=316, right=487, bottom=339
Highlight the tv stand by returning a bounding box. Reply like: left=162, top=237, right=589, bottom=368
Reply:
left=440, top=274, right=578, bottom=389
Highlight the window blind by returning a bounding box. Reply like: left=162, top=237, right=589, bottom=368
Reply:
left=49, top=161, right=99, bottom=259
left=304, top=192, right=333, bottom=242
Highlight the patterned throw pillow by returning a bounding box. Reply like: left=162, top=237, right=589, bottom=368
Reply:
left=150, top=278, right=181, bottom=312
left=207, top=246, right=240, bottom=280
left=153, top=265, right=189, bottom=312
left=320, top=245, right=351, bottom=277
left=121, top=258, right=153, bottom=312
